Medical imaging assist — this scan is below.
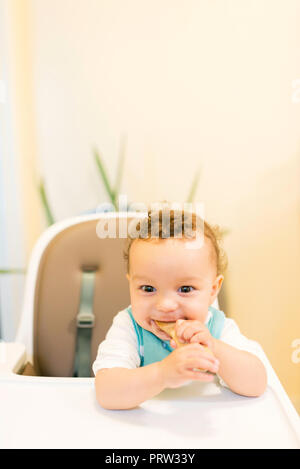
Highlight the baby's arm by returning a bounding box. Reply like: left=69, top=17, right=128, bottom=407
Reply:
left=95, top=344, right=219, bottom=410
left=95, top=363, right=165, bottom=410
left=213, top=338, right=267, bottom=397
left=173, top=318, right=267, bottom=398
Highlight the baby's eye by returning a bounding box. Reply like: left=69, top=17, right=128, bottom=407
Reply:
left=179, top=286, right=194, bottom=293
left=140, top=285, right=156, bottom=293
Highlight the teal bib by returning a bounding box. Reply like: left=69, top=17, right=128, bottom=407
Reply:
left=126, top=305, right=225, bottom=367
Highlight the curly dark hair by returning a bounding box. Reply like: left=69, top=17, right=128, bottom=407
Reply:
left=123, top=205, right=228, bottom=276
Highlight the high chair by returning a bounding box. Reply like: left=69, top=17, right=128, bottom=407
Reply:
left=13, top=211, right=135, bottom=378
left=0, top=212, right=299, bottom=449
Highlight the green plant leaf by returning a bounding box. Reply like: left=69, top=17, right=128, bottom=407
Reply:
left=186, top=167, right=201, bottom=203
left=114, top=134, right=127, bottom=201
left=93, top=147, right=117, bottom=208
left=0, top=269, right=26, bottom=274
left=38, top=179, right=55, bottom=226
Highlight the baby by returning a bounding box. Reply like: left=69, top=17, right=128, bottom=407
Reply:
left=93, top=208, right=268, bottom=409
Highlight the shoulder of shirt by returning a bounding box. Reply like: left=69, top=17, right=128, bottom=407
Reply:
left=219, top=315, right=264, bottom=356
left=220, top=315, right=241, bottom=337
left=99, top=305, right=138, bottom=349
left=112, top=306, right=133, bottom=324
left=93, top=305, right=140, bottom=372
left=107, top=305, right=136, bottom=338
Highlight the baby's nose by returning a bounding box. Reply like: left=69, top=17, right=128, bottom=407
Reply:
left=156, top=298, right=178, bottom=315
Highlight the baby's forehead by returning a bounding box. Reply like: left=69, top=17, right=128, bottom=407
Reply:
left=130, top=236, right=216, bottom=269
left=129, top=238, right=217, bottom=282
left=131, top=236, right=211, bottom=252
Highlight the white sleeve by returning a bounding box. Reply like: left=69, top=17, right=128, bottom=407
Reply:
left=216, top=318, right=273, bottom=389
left=92, top=310, right=141, bottom=375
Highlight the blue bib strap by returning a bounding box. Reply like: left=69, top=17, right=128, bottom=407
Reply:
left=143, top=329, right=173, bottom=366
left=207, top=306, right=226, bottom=339
left=126, top=306, right=173, bottom=366
left=127, top=307, right=145, bottom=366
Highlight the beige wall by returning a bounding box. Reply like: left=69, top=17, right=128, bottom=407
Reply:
left=3, top=0, right=43, bottom=263
left=223, top=156, right=300, bottom=411
left=10, top=0, right=300, bottom=410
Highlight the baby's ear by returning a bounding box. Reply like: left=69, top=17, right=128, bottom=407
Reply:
left=211, top=275, right=224, bottom=299
left=216, top=275, right=224, bottom=290
left=126, top=273, right=130, bottom=281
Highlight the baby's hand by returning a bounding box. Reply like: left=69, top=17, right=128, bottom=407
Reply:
left=170, top=319, right=215, bottom=352
left=159, top=344, right=219, bottom=388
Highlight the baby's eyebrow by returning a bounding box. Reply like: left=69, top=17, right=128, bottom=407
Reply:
left=177, top=276, right=203, bottom=282
left=132, top=275, right=153, bottom=282
left=132, top=275, right=203, bottom=282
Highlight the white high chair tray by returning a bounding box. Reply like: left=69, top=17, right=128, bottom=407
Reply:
left=1, top=374, right=299, bottom=449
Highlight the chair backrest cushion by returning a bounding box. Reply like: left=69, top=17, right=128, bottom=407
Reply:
left=33, top=218, right=130, bottom=377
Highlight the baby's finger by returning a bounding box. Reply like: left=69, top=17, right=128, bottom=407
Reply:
left=190, top=332, right=211, bottom=347
left=181, top=324, right=201, bottom=342
left=184, top=344, right=216, bottom=362
left=170, top=339, right=177, bottom=349
left=186, top=369, right=215, bottom=382
left=175, top=320, right=188, bottom=343
left=185, top=346, right=220, bottom=373
left=176, top=322, right=199, bottom=344
left=185, top=357, right=219, bottom=374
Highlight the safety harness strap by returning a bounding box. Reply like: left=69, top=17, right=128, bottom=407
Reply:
left=73, top=269, right=97, bottom=377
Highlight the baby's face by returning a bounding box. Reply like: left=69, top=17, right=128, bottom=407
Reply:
left=126, top=237, right=224, bottom=341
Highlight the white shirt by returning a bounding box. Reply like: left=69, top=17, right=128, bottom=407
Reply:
left=92, top=306, right=272, bottom=389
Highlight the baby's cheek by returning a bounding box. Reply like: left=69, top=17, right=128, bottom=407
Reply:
left=185, top=305, right=206, bottom=319
left=191, top=310, right=210, bottom=324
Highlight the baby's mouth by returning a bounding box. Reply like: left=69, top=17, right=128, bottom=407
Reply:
left=150, top=319, right=173, bottom=341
